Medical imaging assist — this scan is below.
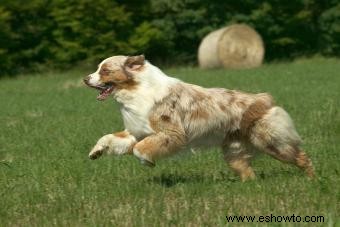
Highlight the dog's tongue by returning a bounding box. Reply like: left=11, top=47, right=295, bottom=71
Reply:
left=97, top=87, right=114, bottom=101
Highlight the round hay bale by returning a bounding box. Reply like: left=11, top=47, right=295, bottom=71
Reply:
left=198, top=24, right=264, bottom=69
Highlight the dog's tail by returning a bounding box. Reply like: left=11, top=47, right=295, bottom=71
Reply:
left=251, top=106, right=314, bottom=178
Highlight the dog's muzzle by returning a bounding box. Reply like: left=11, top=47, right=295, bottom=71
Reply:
left=83, top=76, right=91, bottom=86
left=83, top=75, right=116, bottom=101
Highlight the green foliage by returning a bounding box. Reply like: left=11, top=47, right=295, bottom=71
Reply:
left=0, top=0, right=339, bottom=74
left=0, top=6, right=11, bottom=72
left=49, top=0, right=134, bottom=64
left=319, top=3, right=340, bottom=55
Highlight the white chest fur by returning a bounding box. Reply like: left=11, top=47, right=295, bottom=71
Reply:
left=114, top=85, right=157, bottom=139
left=120, top=104, right=154, bottom=139
left=114, top=63, right=179, bottom=140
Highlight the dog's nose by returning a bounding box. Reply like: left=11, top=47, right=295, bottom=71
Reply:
left=83, top=76, right=90, bottom=85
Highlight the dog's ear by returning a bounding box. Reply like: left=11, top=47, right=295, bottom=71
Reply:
left=124, top=55, right=145, bottom=71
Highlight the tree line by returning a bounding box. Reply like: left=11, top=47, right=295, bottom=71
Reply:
left=0, top=0, right=339, bottom=75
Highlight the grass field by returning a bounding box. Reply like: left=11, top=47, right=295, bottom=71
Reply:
left=0, top=58, right=339, bottom=226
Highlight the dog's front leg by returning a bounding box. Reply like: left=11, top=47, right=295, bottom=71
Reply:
left=133, top=132, right=186, bottom=167
left=89, top=131, right=136, bottom=160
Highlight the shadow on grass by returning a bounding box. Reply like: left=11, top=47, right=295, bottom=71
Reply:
left=149, top=172, right=238, bottom=187
left=150, top=169, right=307, bottom=187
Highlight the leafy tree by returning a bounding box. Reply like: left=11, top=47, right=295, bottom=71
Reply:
left=0, top=0, right=339, bottom=75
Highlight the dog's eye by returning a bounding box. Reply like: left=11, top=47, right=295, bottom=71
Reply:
left=100, top=68, right=111, bottom=74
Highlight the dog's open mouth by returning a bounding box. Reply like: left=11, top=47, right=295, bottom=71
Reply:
left=87, top=83, right=116, bottom=101
left=97, top=83, right=115, bottom=101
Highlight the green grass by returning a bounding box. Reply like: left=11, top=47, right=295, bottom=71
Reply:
left=0, top=58, right=339, bottom=226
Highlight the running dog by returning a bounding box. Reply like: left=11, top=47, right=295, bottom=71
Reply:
left=83, top=55, right=314, bottom=181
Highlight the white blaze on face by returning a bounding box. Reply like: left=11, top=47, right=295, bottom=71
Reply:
left=88, top=61, right=105, bottom=86
left=88, top=72, right=101, bottom=86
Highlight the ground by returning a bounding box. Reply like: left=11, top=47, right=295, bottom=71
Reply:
left=0, top=58, right=339, bottom=226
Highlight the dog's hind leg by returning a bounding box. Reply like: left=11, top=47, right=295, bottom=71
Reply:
left=254, top=143, right=314, bottom=178
left=89, top=131, right=136, bottom=160
left=222, top=139, right=256, bottom=182
left=250, top=107, right=314, bottom=178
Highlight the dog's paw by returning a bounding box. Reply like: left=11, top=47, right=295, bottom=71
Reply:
left=133, top=148, right=155, bottom=167
left=140, top=158, right=155, bottom=168
left=88, top=145, right=107, bottom=160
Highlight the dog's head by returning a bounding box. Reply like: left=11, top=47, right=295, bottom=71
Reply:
left=83, top=55, right=145, bottom=101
